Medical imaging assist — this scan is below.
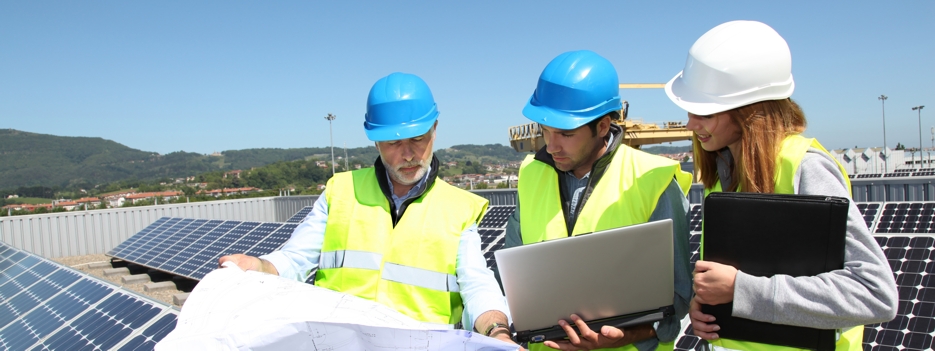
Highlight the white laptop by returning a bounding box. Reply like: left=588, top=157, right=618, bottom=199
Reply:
left=495, top=219, right=675, bottom=343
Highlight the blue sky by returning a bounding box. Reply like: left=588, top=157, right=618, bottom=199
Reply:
left=1, top=1, right=932, bottom=155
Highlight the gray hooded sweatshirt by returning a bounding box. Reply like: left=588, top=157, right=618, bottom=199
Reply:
left=715, top=148, right=898, bottom=329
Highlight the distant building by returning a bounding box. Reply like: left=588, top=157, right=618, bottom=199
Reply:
left=125, top=191, right=182, bottom=204
left=830, top=147, right=905, bottom=175
left=197, top=187, right=263, bottom=198
left=2, top=203, right=53, bottom=212
left=223, top=170, right=243, bottom=179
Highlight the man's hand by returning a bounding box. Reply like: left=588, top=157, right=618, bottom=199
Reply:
left=474, top=310, right=523, bottom=349
left=218, top=254, right=279, bottom=275
left=490, top=331, right=525, bottom=351
left=692, top=260, right=737, bottom=305
left=689, top=297, right=719, bottom=340
left=542, top=314, right=653, bottom=351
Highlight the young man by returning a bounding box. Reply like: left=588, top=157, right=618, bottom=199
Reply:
left=498, top=51, right=692, bottom=351
left=220, top=73, right=517, bottom=347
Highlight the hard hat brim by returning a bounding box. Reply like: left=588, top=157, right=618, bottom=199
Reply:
left=665, top=70, right=795, bottom=116
left=364, top=110, right=438, bottom=142
left=522, top=95, right=622, bottom=130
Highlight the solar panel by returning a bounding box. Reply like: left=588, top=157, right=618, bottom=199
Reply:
left=857, top=203, right=882, bottom=232
left=166, top=220, right=243, bottom=277
left=0, top=243, right=178, bottom=350
left=160, top=221, right=233, bottom=272
left=137, top=219, right=209, bottom=265
left=876, top=203, right=935, bottom=234
left=107, top=217, right=174, bottom=258
left=119, top=218, right=195, bottom=263
left=865, top=236, right=935, bottom=349
left=286, top=206, right=314, bottom=223
left=479, top=205, right=515, bottom=228
left=885, top=172, right=912, bottom=178
left=688, top=205, right=703, bottom=232
left=479, top=228, right=506, bottom=270
left=152, top=220, right=224, bottom=272
left=244, top=223, right=297, bottom=257
left=184, top=221, right=262, bottom=279
left=110, top=218, right=303, bottom=284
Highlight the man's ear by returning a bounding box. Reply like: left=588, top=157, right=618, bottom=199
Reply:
left=598, top=115, right=611, bottom=138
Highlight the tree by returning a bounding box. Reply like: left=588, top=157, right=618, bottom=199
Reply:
left=895, top=143, right=906, bottom=150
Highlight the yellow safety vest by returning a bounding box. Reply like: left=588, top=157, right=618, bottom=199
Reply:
left=519, top=145, right=691, bottom=351
left=702, top=135, right=861, bottom=351
left=316, top=167, right=488, bottom=326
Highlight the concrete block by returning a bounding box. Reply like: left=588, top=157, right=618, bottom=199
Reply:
left=144, top=281, right=177, bottom=292
left=121, top=274, right=151, bottom=284
left=88, top=262, right=113, bottom=269
left=103, top=267, right=130, bottom=277
left=173, top=293, right=190, bottom=306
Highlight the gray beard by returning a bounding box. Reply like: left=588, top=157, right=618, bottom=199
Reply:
left=382, top=152, right=433, bottom=186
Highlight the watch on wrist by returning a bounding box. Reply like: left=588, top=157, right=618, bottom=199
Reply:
left=484, top=322, right=510, bottom=337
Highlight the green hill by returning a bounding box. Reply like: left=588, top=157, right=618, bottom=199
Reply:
left=0, top=130, right=325, bottom=189
left=0, top=129, right=528, bottom=190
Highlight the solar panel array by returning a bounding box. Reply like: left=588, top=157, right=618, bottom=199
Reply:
left=108, top=217, right=298, bottom=281
left=688, top=205, right=703, bottom=232
left=875, top=203, right=935, bottom=234
left=853, top=170, right=935, bottom=179
left=858, top=203, right=881, bottom=230
left=286, top=206, right=314, bottom=223
left=886, top=172, right=914, bottom=178
left=864, top=236, right=935, bottom=349
left=478, top=205, right=514, bottom=270
left=0, top=243, right=178, bottom=350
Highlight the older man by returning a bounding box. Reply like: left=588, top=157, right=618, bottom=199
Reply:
left=220, top=73, right=516, bottom=346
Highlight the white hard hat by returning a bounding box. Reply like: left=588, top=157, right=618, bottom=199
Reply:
left=665, top=20, right=794, bottom=116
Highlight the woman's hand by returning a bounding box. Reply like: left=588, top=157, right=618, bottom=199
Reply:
left=689, top=297, right=720, bottom=340
left=692, top=260, right=737, bottom=305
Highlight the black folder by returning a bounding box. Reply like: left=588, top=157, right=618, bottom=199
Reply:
left=701, top=192, right=849, bottom=351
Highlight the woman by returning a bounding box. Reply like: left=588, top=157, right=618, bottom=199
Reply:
left=665, top=20, right=898, bottom=350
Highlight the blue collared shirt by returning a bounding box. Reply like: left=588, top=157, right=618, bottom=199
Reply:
left=261, top=165, right=510, bottom=331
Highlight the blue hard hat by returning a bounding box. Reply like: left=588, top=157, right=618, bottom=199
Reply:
left=523, top=50, right=622, bottom=130
left=364, top=72, right=439, bottom=142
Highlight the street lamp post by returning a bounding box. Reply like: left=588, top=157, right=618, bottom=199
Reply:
left=879, top=95, right=888, bottom=173
left=325, top=113, right=337, bottom=176
left=915, top=106, right=926, bottom=170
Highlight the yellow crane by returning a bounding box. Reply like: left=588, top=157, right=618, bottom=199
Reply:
left=508, top=84, right=693, bottom=152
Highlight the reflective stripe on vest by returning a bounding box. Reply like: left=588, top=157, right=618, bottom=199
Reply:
left=702, top=135, right=861, bottom=351
left=383, top=262, right=461, bottom=293
left=519, top=144, right=691, bottom=243
left=316, top=167, right=487, bottom=325
left=320, top=250, right=382, bottom=270
left=320, top=250, right=460, bottom=293
left=520, top=145, right=689, bottom=351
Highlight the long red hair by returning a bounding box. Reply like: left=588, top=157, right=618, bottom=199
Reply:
left=694, top=98, right=807, bottom=193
